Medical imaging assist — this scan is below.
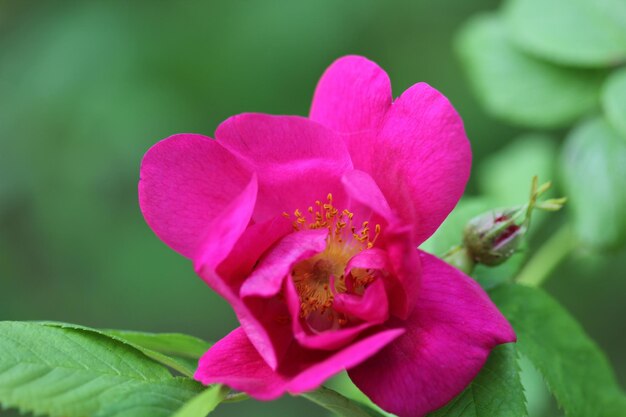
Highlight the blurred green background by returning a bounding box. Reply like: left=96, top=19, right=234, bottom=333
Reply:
left=1, top=1, right=624, bottom=416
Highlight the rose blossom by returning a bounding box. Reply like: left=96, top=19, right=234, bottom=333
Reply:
left=139, top=55, right=515, bottom=417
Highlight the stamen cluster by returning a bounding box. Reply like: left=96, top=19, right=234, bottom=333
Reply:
left=283, top=194, right=381, bottom=323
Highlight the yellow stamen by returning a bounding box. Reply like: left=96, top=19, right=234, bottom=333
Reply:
left=285, top=194, right=382, bottom=323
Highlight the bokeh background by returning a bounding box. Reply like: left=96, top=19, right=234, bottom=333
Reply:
left=1, top=1, right=624, bottom=416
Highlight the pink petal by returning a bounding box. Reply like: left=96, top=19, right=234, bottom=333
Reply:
left=339, top=172, right=421, bottom=319
left=310, top=55, right=392, bottom=133
left=195, top=327, right=287, bottom=400
left=341, top=169, right=393, bottom=221
left=348, top=251, right=515, bottom=417
left=284, top=276, right=376, bottom=351
left=285, top=328, right=404, bottom=394
left=215, top=113, right=353, bottom=221
left=216, top=215, right=293, bottom=285
left=337, top=249, right=391, bottom=322
left=139, top=133, right=252, bottom=258
left=194, top=175, right=258, bottom=271
left=351, top=83, right=472, bottom=244
left=193, top=179, right=292, bottom=371
left=383, top=224, right=421, bottom=319
left=197, top=263, right=292, bottom=371
left=195, top=326, right=404, bottom=400
left=240, top=229, right=329, bottom=298
left=333, top=279, right=389, bottom=323
left=344, top=247, right=389, bottom=272
left=237, top=295, right=294, bottom=370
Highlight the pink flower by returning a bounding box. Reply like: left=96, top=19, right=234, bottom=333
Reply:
left=139, top=56, right=515, bottom=417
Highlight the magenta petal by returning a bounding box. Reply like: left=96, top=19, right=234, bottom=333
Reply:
left=235, top=228, right=330, bottom=364
left=354, top=83, right=471, bottom=244
left=310, top=55, right=392, bottom=133
left=339, top=250, right=391, bottom=322
left=284, top=327, right=404, bottom=394
left=380, top=83, right=471, bottom=243
left=192, top=177, right=291, bottom=370
left=139, top=134, right=252, bottom=258
left=194, top=175, right=258, bottom=271
left=284, top=276, right=375, bottom=351
left=196, top=264, right=290, bottom=371
left=345, top=247, right=389, bottom=272
left=240, top=229, right=329, bottom=298
left=341, top=170, right=393, bottom=220
left=215, top=113, right=353, bottom=220
left=380, top=225, right=421, bottom=320
left=217, top=215, right=292, bottom=284
left=333, top=279, right=389, bottom=323
left=349, top=251, right=515, bottom=417
left=339, top=171, right=420, bottom=319
left=195, top=327, right=288, bottom=400
left=238, top=295, right=294, bottom=370
left=198, top=263, right=292, bottom=371
left=195, top=326, right=404, bottom=400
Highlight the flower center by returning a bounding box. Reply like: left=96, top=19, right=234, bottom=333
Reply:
left=284, top=194, right=381, bottom=325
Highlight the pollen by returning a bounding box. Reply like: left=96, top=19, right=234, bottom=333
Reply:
left=285, top=194, right=382, bottom=325
left=287, top=193, right=381, bottom=249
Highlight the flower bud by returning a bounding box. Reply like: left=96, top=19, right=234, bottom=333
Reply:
left=463, top=209, right=526, bottom=266
left=461, top=177, right=566, bottom=267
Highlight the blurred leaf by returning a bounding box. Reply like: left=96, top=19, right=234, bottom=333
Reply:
left=428, top=344, right=527, bottom=417
left=602, top=68, right=626, bottom=140
left=302, top=386, right=387, bottom=417
left=478, top=134, right=558, bottom=207
left=560, top=117, right=626, bottom=249
left=172, top=385, right=228, bottom=417
left=0, top=321, right=203, bottom=417
left=490, top=284, right=626, bottom=417
left=473, top=249, right=526, bottom=290
left=503, top=0, right=626, bottom=67
left=456, top=13, right=605, bottom=128
left=422, top=197, right=494, bottom=257
left=42, top=322, right=204, bottom=377
left=105, top=329, right=211, bottom=359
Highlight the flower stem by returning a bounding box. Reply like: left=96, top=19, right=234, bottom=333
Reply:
left=442, top=245, right=475, bottom=275
left=516, top=224, right=577, bottom=287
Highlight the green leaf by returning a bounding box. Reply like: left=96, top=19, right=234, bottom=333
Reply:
left=478, top=134, right=558, bottom=207
left=0, top=321, right=203, bottom=417
left=94, top=379, right=206, bottom=417
left=171, top=385, right=229, bottom=417
left=324, top=373, right=395, bottom=417
left=602, top=68, right=626, bottom=140
left=42, top=322, right=208, bottom=377
left=456, top=13, right=605, bottom=128
left=517, top=355, right=552, bottom=416
left=302, top=386, right=388, bottom=417
left=503, top=0, right=626, bottom=67
left=428, top=344, right=527, bottom=417
left=105, top=330, right=211, bottom=359
left=560, top=117, right=626, bottom=249
left=490, top=284, right=626, bottom=417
